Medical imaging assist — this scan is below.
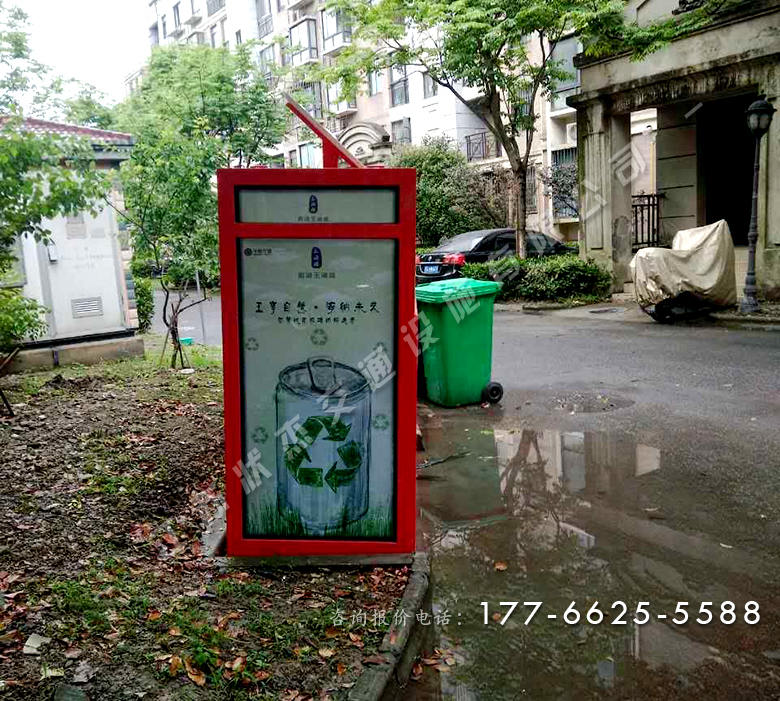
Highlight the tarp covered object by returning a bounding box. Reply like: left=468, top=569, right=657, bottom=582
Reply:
left=630, top=220, right=737, bottom=308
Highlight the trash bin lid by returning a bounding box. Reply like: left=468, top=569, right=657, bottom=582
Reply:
left=415, top=277, right=502, bottom=303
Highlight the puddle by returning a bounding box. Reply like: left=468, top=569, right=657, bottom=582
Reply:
left=408, top=419, right=780, bottom=700
left=551, top=392, right=634, bottom=413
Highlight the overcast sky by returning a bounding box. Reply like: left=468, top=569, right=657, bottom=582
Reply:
left=23, top=0, right=151, bottom=104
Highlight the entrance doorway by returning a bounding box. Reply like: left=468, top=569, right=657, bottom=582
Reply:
left=697, top=93, right=757, bottom=246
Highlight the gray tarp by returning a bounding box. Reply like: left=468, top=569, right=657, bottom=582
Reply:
left=630, top=220, right=737, bottom=309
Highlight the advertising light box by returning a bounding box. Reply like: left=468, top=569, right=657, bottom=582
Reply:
left=218, top=168, right=417, bottom=558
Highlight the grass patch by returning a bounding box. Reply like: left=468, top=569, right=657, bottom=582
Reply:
left=247, top=504, right=393, bottom=539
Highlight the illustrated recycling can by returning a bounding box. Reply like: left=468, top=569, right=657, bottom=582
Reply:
left=276, top=357, right=371, bottom=534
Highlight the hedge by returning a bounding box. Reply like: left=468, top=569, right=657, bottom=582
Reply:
left=461, top=253, right=611, bottom=303
left=134, top=277, right=154, bottom=334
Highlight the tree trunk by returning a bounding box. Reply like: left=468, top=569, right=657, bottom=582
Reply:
left=514, top=166, right=527, bottom=258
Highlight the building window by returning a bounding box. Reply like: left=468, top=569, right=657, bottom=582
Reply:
left=149, top=23, right=160, bottom=46
left=321, top=9, right=351, bottom=53
left=526, top=165, right=538, bottom=214
left=367, top=70, right=382, bottom=96
left=464, top=131, right=502, bottom=161
left=161, top=15, right=167, bottom=38
left=391, top=118, right=411, bottom=144
left=551, top=36, right=580, bottom=111
left=206, top=0, right=225, bottom=16
left=173, top=3, right=181, bottom=27
left=288, top=149, right=298, bottom=168
left=390, top=63, right=408, bottom=106
left=289, top=18, right=318, bottom=65
left=551, top=148, right=578, bottom=218
left=423, top=72, right=438, bottom=99
left=296, top=81, right=323, bottom=118
left=277, top=0, right=286, bottom=11
left=209, top=24, right=217, bottom=47
left=235, top=30, right=242, bottom=45
left=220, top=17, right=227, bottom=45
left=299, top=143, right=318, bottom=168
left=259, top=45, right=275, bottom=81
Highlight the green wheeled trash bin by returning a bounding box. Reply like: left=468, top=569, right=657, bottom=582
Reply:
left=415, top=277, right=503, bottom=407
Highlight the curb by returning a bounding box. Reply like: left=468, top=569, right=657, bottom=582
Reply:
left=349, top=552, right=434, bottom=701
left=711, top=311, right=780, bottom=325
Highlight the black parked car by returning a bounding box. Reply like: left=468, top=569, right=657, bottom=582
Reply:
left=416, top=228, right=568, bottom=285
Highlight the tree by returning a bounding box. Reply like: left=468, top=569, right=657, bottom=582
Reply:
left=389, top=136, right=504, bottom=246
left=113, top=44, right=284, bottom=367
left=0, top=2, right=108, bottom=351
left=539, top=161, right=578, bottom=219
left=62, top=86, right=115, bottom=129
left=320, top=0, right=623, bottom=255
left=120, top=131, right=219, bottom=368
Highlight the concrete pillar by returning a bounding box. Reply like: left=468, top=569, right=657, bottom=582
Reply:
left=577, top=100, right=633, bottom=291
left=756, top=70, right=780, bottom=300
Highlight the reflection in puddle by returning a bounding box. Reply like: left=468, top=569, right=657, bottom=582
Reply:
left=409, top=422, right=780, bottom=700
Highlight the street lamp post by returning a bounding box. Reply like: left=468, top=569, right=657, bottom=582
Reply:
left=740, top=96, right=776, bottom=313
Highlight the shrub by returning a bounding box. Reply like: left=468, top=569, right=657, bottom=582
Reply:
left=462, top=254, right=611, bottom=303
left=0, top=289, right=47, bottom=352
left=390, top=137, right=503, bottom=247
left=134, top=277, right=154, bottom=334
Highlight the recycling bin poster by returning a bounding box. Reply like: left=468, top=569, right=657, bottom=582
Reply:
left=237, top=238, right=397, bottom=540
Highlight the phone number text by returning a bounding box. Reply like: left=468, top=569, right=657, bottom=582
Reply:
left=480, top=601, right=759, bottom=626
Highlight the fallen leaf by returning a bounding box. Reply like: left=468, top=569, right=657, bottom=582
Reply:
left=362, top=654, right=387, bottom=665
left=336, top=663, right=346, bottom=676
left=324, top=626, right=340, bottom=638
left=167, top=627, right=182, bottom=637
left=147, top=610, right=162, bottom=621
left=226, top=656, right=246, bottom=672
left=411, top=662, right=423, bottom=680
left=23, top=633, right=51, bottom=655
left=184, top=658, right=206, bottom=687
left=169, top=655, right=183, bottom=676
left=421, top=658, right=440, bottom=666
left=162, top=533, right=179, bottom=547
left=494, top=561, right=508, bottom=571
left=254, top=670, right=271, bottom=681
left=491, top=612, right=501, bottom=622
left=63, top=647, right=82, bottom=659
left=73, top=660, right=95, bottom=684
left=318, top=648, right=335, bottom=659
left=39, top=663, right=64, bottom=679
left=0, top=630, right=19, bottom=645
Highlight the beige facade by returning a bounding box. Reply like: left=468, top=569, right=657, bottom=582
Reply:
left=570, top=0, right=780, bottom=297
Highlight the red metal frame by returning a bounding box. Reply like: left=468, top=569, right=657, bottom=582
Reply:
left=218, top=167, right=417, bottom=557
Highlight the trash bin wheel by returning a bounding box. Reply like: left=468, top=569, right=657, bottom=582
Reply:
left=482, top=382, right=503, bottom=404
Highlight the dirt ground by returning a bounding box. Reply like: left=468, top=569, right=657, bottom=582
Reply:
left=0, top=340, right=408, bottom=700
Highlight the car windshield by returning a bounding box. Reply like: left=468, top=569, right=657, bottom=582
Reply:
left=436, top=232, right=488, bottom=253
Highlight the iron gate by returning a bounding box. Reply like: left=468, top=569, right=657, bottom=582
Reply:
left=632, top=194, right=663, bottom=251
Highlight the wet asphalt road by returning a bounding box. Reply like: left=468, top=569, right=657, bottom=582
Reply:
left=408, top=306, right=780, bottom=699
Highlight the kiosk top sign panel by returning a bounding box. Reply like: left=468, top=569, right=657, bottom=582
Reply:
left=218, top=167, right=417, bottom=559
left=237, top=186, right=399, bottom=224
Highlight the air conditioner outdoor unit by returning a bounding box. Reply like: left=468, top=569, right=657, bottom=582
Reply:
left=566, top=122, right=577, bottom=144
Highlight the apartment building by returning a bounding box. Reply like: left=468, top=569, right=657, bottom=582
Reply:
left=131, top=1, right=660, bottom=242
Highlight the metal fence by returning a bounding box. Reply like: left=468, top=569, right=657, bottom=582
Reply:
left=632, top=194, right=663, bottom=251
left=464, top=132, right=502, bottom=162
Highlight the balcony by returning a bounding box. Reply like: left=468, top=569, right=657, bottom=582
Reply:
left=289, top=17, right=318, bottom=66
left=327, top=85, right=357, bottom=116
left=187, top=30, right=205, bottom=44
left=258, top=13, right=273, bottom=38
left=170, top=23, right=185, bottom=38
left=321, top=9, right=351, bottom=55
left=287, top=0, right=311, bottom=10
left=465, top=132, right=502, bottom=162
left=186, top=8, right=202, bottom=24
